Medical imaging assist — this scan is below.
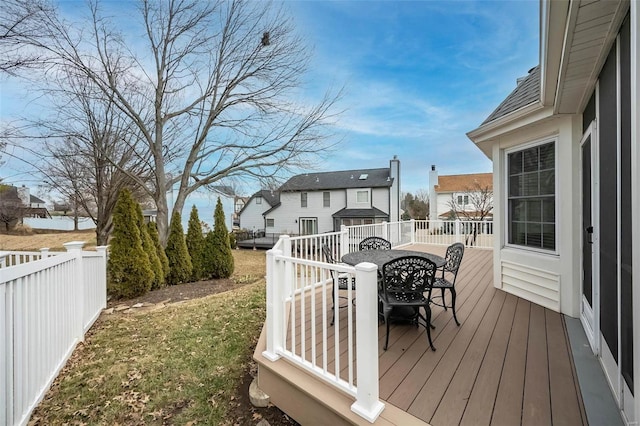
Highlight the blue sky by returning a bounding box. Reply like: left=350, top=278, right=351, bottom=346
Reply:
left=0, top=0, right=539, bottom=222
left=285, top=0, right=539, bottom=194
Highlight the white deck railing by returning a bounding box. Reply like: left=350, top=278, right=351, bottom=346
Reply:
left=262, top=219, right=492, bottom=423
left=263, top=235, right=384, bottom=422
left=0, top=242, right=107, bottom=426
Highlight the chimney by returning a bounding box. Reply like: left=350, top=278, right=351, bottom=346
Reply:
left=17, top=185, right=30, bottom=206
left=389, top=156, right=400, bottom=222
left=429, top=165, right=438, bottom=221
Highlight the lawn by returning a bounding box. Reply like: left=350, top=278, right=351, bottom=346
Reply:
left=25, top=248, right=274, bottom=425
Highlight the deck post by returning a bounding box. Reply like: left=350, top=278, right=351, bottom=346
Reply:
left=410, top=219, right=416, bottom=245
left=351, top=262, right=385, bottom=423
left=63, top=241, right=85, bottom=341
left=340, top=225, right=349, bottom=257
left=382, top=221, right=389, bottom=242
left=455, top=219, right=462, bottom=243
left=39, top=248, right=50, bottom=259
left=95, top=246, right=108, bottom=309
left=263, top=246, right=283, bottom=361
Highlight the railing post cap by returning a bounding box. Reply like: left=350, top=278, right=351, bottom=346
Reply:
left=40, top=247, right=50, bottom=252
left=95, top=245, right=108, bottom=253
left=63, top=241, right=85, bottom=251
left=355, top=261, right=378, bottom=272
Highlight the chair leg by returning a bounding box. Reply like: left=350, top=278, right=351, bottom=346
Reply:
left=330, top=285, right=336, bottom=325
left=441, top=288, right=447, bottom=310
left=450, top=288, right=460, bottom=326
left=425, top=305, right=436, bottom=351
left=383, top=307, right=391, bottom=350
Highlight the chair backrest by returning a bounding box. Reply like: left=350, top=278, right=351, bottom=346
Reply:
left=359, top=236, right=392, bottom=251
left=381, top=256, right=437, bottom=300
left=322, top=244, right=336, bottom=264
left=443, top=243, right=465, bottom=275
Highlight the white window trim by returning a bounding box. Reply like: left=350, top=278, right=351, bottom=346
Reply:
left=503, top=136, right=560, bottom=256
left=356, top=190, right=369, bottom=204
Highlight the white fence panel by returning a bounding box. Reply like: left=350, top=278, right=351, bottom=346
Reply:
left=0, top=243, right=107, bottom=426
left=23, top=217, right=96, bottom=231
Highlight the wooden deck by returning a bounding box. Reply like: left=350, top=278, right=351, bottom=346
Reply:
left=256, top=245, right=588, bottom=426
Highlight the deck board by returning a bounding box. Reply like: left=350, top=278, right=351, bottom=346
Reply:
left=276, top=245, right=586, bottom=425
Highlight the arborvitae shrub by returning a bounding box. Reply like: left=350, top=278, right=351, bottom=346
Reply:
left=209, top=197, right=234, bottom=278
left=147, top=221, right=169, bottom=279
left=165, top=212, right=192, bottom=285
left=107, top=189, right=153, bottom=298
left=136, top=203, right=164, bottom=289
left=186, top=205, right=205, bottom=281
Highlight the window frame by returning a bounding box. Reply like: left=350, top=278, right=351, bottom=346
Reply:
left=301, top=192, right=307, bottom=208
left=266, top=218, right=274, bottom=227
left=256, top=196, right=262, bottom=205
left=504, top=138, right=559, bottom=254
left=323, top=191, right=330, bottom=207
left=356, top=190, right=369, bottom=204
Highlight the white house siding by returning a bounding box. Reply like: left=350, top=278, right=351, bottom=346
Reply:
left=489, top=113, right=582, bottom=317
left=239, top=198, right=268, bottom=231
left=371, top=187, right=390, bottom=213
left=345, top=187, right=371, bottom=209
left=435, top=192, right=454, bottom=218
left=265, top=189, right=347, bottom=235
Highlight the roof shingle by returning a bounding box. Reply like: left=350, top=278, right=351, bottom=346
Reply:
left=435, top=173, right=492, bottom=193
left=482, top=66, right=540, bottom=125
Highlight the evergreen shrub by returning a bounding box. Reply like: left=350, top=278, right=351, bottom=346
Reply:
left=165, top=212, right=192, bottom=285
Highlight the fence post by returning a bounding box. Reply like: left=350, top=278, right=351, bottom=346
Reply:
left=39, top=248, right=50, bottom=259
left=64, top=241, right=85, bottom=341
left=382, top=221, right=388, bottom=241
left=0, top=253, right=6, bottom=268
left=351, top=261, right=385, bottom=422
left=340, top=225, right=349, bottom=257
left=95, top=246, right=108, bottom=309
left=0, top=277, right=10, bottom=426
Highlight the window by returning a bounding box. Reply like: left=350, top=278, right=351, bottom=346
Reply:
left=356, top=190, right=368, bottom=203
left=301, top=192, right=307, bottom=207
left=256, top=196, right=262, bottom=205
left=507, top=141, right=556, bottom=250
left=323, top=191, right=330, bottom=207
left=457, top=195, right=469, bottom=205
left=266, top=218, right=274, bottom=227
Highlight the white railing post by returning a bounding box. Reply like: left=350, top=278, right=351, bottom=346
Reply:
left=455, top=219, right=462, bottom=243
left=382, top=221, right=388, bottom=242
left=39, top=247, right=50, bottom=259
left=340, top=225, right=349, bottom=257
left=96, top=246, right=108, bottom=309
left=63, top=241, right=85, bottom=341
left=0, top=278, right=9, bottom=426
left=263, top=235, right=289, bottom=361
left=410, top=219, right=416, bottom=245
left=351, top=261, right=385, bottom=422
left=0, top=253, right=6, bottom=268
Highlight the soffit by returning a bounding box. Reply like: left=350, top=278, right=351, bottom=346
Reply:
left=555, top=0, right=628, bottom=114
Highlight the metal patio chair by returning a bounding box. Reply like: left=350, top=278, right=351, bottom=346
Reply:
left=322, top=244, right=356, bottom=325
left=358, top=236, right=392, bottom=251
left=431, top=242, right=464, bottom=326
left=379, top=255, right=437, bottom=351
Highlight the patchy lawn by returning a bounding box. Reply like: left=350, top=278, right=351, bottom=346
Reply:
left=0, top=229, right=97, bottom=251
left=31, top=282, right=267, bottom=425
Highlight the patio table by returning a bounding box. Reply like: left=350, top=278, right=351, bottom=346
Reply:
left=341, top=249, right=445, bottom=269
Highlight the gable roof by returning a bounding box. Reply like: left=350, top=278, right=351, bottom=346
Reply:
left=30, top=194, right=46, bottom=204
left=279, top=168, right=392, bottom=192
left=435, top=173, right=492, bottom=193
left=481, top=66, right=541, bottom=125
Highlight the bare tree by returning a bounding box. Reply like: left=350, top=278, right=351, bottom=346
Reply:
left=446, top=181, right=493, bottom=221
left=0, top=0, right=53, bottom=75
left=14, top=0, right=341, bottom=245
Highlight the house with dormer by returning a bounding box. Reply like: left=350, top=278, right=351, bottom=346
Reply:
left=239, top=157, right=401, bottom=235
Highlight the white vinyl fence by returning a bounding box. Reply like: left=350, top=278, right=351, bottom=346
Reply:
left=0, top=242, right=107, bottom=426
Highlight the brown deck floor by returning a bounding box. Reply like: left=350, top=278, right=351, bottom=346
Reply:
left=290, top=245, right=588, bottom=426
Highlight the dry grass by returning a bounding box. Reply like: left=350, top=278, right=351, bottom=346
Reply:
left=0, top=230, right=97, bottom=251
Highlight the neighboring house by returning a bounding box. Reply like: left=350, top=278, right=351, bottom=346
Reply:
left=232, top=196, right=249, bottom=228
left=241, top=157, right=401, bottom=235
left=467, top=1, right=638, bottom=423
left=238, top=190, right=281, bottom=232
left=0, top=185, right=50, bottom=219
left=427, top=166, right=493, bottom=221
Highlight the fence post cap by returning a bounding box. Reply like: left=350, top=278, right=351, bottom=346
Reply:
left=354, top=262, right=378, bottom=273
left=63, top=241, right=85, bottom=251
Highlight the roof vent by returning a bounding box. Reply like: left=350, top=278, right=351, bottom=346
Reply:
left=387, top=177, right=391, bottom=182
left=350, top=175, right=354, bottom=179
left=316, top=177, right=319, bottom=183
left=359, top=174, right=368, bottom=180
